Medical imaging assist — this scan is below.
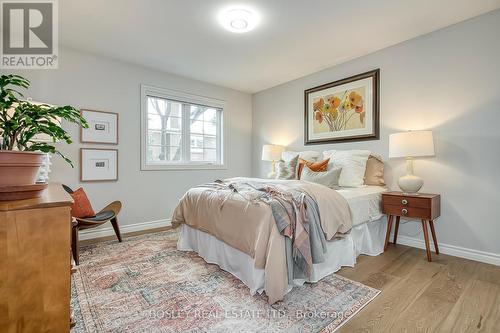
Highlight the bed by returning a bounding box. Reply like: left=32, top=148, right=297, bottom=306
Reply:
left=172, top=176, right=388, bottom=303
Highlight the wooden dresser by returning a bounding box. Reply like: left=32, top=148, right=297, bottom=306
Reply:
left=0, top=184, right=73, bottom=332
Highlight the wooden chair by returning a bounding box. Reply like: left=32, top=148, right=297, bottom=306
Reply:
left=63, top=185, right=122, bottom=265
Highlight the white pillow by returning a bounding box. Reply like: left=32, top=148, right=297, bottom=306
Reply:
left=301, top=166, right=342, bottom=188
left=276, top=155, right=299, bottom=180
left=282, top=150, right=321, bottom=162
left=323, top=150, right=371, bottom=187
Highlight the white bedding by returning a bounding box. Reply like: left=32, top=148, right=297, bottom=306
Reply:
left=177, top=185, right=388, bottom=297
left=337, top=185, right=387, bottom=226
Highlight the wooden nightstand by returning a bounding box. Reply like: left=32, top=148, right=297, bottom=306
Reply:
left=382, top=191, right=441, bottom=261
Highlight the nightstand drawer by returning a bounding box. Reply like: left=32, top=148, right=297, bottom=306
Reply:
left=383, top=204, right=431, bottom=219
left=383, top=195, right=430, bottom=209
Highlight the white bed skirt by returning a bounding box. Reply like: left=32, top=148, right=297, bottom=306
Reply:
left=177, top=217, right=388, bottom=296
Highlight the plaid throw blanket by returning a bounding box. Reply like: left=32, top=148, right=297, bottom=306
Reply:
left=198, top=180, right=327, bottom=279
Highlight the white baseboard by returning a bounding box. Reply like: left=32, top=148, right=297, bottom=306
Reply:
left=392, top=233, right=500, bottom=266
left=79, top=219, right=172, bottom=241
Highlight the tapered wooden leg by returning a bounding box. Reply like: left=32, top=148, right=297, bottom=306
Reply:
left=72, top=225, right=79, bottom=265
left=111, top=217, right=122, bottom=242
left=384, top=215, right=394, bottom=251
left=393, top=216, right=400, bottom=245
left=421, top=219, right=432, bottom=262
left=429, top=220, right=439, bottom=255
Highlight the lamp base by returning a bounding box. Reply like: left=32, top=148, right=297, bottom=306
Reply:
left=398, top=174, right=423, bottom=194
left=267, top=160, right=278, bottom=179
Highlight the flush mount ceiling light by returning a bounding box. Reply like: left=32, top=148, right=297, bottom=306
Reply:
left=218, top=7, right=259, bottom=33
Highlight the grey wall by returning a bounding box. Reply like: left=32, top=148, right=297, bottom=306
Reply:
left=4, top=47, right=253, bottom=232
left=252, top=10, right=500, bottom=255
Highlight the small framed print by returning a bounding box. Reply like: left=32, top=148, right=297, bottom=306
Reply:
left=80, top=109, right=119, bottom=144
left=80, top=148, right=118, bottom=182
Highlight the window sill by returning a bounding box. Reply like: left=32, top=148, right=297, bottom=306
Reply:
left=141, top=163, right=227, bottom=171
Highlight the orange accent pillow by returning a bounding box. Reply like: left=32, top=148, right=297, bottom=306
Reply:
left=69, top=188, right=95, bottom=218
left=298, top=158, right=330, bottom=179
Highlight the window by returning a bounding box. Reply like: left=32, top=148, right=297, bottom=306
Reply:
left=141, top=85, right=225, bottom=170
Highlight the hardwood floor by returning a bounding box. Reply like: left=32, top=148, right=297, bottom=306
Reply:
left=77, top=228, right=500, bottom=331
left=336, top=244, right=500, bottom=332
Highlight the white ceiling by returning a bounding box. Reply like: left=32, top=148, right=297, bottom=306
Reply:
left=60, top=0, right=500, bottom=93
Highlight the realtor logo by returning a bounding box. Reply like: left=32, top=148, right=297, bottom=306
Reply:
left=1, top=0, right=58, bottom=68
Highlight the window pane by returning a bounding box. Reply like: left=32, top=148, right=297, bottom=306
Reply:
left=148, top=130, right=162, bottom=145
left=190, top=134, right=203, bottom=149
left=170, top=102, right=182, bottom=117
left=190, top=150, right=204, bottom=161
left=147, top=114, right=163, bottom=130
left=147, top=145, right=181, bottom=162
left=147, top=146, right=161, bottom=162
left=168, top=146, right=182, bottom=161
left=148, top=114, right=182, bottom=131
left=204, top=121, right=217, bottom=136
left=190, top=121, right=203, bottom=134
left=166, top=116, right=182, bottom=130
left=204, top=108, right=217, bottom=122
left=204, top=136, right=216, bottom=149
left=165, top=132, right=182, bottom=146
left=148, top=97, right=182, bottom=117
left=204, top=149, right=217, bottom=161
left=148, top=131, right=182, bottom=146
left=190, top=105, right=203, bottom=120
left=147, top=96, right=184, bottom=165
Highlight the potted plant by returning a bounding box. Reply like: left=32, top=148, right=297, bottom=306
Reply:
left=0, top=74, right=88, bottom=189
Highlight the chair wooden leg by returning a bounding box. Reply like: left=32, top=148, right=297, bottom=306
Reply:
left=429, top=220, right=439, bottom=255
left=111, top=217, right=122, bottom=242
left=72, top=226, right=79, bottom=265
left=393, top=216, right=400, bottom=245
left=384, top=215, right=394, bottom=251
left=421, top=219, right=432, bottom=262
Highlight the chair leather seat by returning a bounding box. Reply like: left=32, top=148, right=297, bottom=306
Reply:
left=85, top=210, right=115, bottom=221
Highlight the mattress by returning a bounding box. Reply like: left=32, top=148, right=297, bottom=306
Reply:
left=336, top=185, right=387, bottom=226
left=177, top=185, right=388, bottom=297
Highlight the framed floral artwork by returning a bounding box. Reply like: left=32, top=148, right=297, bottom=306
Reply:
left=304, top=69, right=379, bottom=144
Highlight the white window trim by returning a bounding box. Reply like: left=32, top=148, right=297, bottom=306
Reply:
left=140, top=84, right=228, bottom=171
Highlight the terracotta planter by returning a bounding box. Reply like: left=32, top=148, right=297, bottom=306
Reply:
left=0, top=151, right=45, bottom=186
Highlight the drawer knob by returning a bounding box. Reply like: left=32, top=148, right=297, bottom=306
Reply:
left=401, top=208, right=408, bottom=215
left=401, top=199, right=408, bottom=205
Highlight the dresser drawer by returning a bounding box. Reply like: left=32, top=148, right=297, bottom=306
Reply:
left=383, top=195, right=430, bottom=209
left=383, top=204, right=431, bottom=219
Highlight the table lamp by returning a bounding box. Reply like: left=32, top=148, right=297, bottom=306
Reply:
left=389, top=130, right=435, bottom=194
left=261, top=144, right=284, bottom=178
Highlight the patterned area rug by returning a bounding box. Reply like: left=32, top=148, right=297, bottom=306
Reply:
left=72, top=229, right=379, bottom=333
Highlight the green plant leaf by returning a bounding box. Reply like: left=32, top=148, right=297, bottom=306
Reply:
left=0, top=74, right=88, bottom=165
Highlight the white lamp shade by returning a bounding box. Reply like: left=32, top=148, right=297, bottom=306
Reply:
left=261, top=144, right=284, bottom=161
left=389, top=130, right=435, bottom=158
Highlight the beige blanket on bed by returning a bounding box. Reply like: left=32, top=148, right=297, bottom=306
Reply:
left=171, top=177, right=352, bottom=304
